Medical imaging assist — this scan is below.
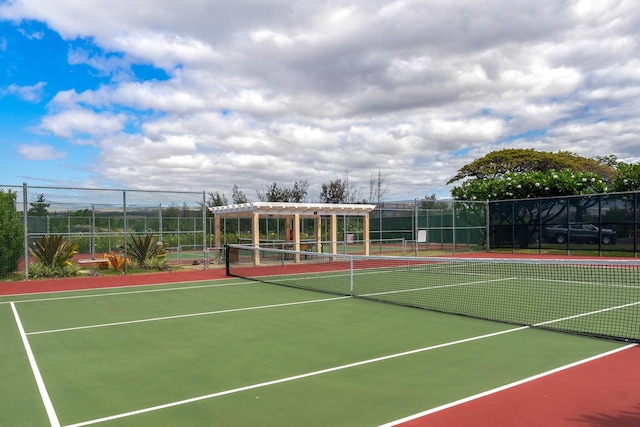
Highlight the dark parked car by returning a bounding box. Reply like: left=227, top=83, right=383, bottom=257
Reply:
left=544, top=224, right=617, bottom=245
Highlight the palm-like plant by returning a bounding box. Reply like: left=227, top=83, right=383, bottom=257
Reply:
left=29, top=235, right=79, bottom=268
left=127, top=235, right=168, bottom=267
left=104, top=252, right=129, bottom=272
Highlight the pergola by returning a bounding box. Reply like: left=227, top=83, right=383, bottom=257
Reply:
left=208, top=202, right=376, bottom=265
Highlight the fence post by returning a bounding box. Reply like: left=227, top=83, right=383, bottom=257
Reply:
left=22, top=182, right=29, bottom=279
left=202, top=191, right=207, bottom=269
left=91, top=204, right=96, bottom=259
left=485, top=200, right=490, bottom=252
left=123, top=191, right=128, bottom=274
left=452, top=203, right=456, bottom=254
left=635, top=193, right=638, bottom=257
left=414, top=199, right=418, bottom=257
left=159, top=204, right=163, bottom=243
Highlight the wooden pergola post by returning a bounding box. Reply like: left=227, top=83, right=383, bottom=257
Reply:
left=363, top=214, right=370, bottom=256
left=293, top=214, right=301, bottom=262
left=208, top=202, right=376, bottom=266
left=315, top=216, right=322, bottom=253
left=330, top=214, right=338, bottom=255
left=214, top=215, right=221, bottom=249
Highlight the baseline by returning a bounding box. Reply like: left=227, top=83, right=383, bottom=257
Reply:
left=0, top=280, right=245, bottom=305
left=10, top=302, right=61, bottom=427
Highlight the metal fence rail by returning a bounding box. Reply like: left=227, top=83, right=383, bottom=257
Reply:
left=1, top=183, right=207, bottom=279
left=2, top=183, right=638, bottom=281
left=489, top=192, right=639, bottom=256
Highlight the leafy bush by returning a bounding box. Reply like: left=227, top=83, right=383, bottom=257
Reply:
left=0, top=190, right=24, bottom=279
left=104, top=252, right=130, bottom=272
left=29, top=235, right=79, bottom=268
left=144, top=256, right=169, bottom=271
left=451, top=170, right=608, bottom=201
left=29, top=261, right=80, bottom=278
left=128, top=235, right=168, bottom=267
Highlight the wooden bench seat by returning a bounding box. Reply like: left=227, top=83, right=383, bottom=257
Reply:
left=77, top=258, right=110, bottom=267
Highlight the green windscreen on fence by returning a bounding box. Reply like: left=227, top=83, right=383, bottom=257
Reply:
left=227, top=244, right=640, bottom=342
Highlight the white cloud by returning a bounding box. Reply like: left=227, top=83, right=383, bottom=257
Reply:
left=4, top=82, right=46, bottom=102
left=39, top=107, right=126, bottom=138
left=17, top=143, right=66, bottom=161
left=2, top=0, right=640, bottom=199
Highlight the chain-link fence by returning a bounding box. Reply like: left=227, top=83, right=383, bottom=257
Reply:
left=489, top=191, right=639, bottom=256
left=0, top=184, right=208, bottom=280
left=211, top=201, right=488, bottom=257
left=368, top=201, right=488, bottom=255
left=1, top=186, right=490, bottom=281
left=3, top=184, right=637, bottom=281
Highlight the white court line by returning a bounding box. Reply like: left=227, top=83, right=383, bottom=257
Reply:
left=361, top=277, right=517, bottom=298
left=64, top=326, right=529, bottom=427
left=378, top=343, right=637, bottom=427
left=11, top=302, right=61, bottom=427
left=0, top=280, right=245, bottom=305
left=27, top=296, right=351, bottom=335
left=536, top=300, right=640, bottom=327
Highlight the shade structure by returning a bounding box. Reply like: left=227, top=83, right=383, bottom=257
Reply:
left=209, top=202, right=376, bottom=264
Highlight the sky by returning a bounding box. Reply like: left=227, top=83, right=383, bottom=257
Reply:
left=1, top=0, right=639, bottom=202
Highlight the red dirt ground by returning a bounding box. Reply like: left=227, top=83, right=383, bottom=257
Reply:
left=400, top=345, right=640, bottom=427
left=0, top=267, right=227, bottom=296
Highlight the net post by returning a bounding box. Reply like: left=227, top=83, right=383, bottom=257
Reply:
left=349, top=256, right=354, bottom=296
left=225, top=244, right=230, bottom=276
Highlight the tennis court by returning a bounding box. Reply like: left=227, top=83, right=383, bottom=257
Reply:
left=1, top=248, right=639, bottom=426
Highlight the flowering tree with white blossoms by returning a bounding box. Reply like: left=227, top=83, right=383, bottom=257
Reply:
left=612, top=163, right=640, bottom=192
left=451, top=170, right=610, bottom=248
left=448, top=149, right=616, bottom=249
left=451, top=170, right=608, bottom=201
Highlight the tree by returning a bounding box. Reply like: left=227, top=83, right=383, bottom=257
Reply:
left=320, top=175, right=362, bottom=204
left=612, top=162, right=640, bottom=192
left=290, top=180, right=309, bottom=202
left=320, top=179, right=348, bottom=203
left=447, top=149, right=616, bottom=184
left=420, top=194, right=450, bottom=210
left=595, top=154, right=619, bottom=168
left=181, top=201, right=192, bottom=217
left=449, top=149, right=615, bottom=249
left=257, top=181, right=309, bottom=202
left=28, top=193, right=50, bottom=217
left=232, top=185, right=248, bottom=204
left=208, top=191, right=227, bottom=207
left=451, top=169, right=609, bottom=201
left=258, top=182, right=285, bottom=202
left=164, top=203, right=180, bottom=217
left=344, top=174, right=361, bottom=203
left=368, top=170, right=388, bottom=206
left=0, top=190, right=23, bottom=278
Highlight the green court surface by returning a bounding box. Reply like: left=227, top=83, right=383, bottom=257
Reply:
left=0, top=278, right=626, bottom=426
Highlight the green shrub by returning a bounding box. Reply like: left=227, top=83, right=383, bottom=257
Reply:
left=0, top=190, right=24, bottom=279
left=29, top=235, right=79, bottom=268
left=128, top=234, right=168, bottom=267
left=144, top=256, right=168, bottom=271
left=29, top=261, right=80, bottom=278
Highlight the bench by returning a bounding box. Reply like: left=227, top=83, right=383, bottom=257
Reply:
left=77, top=258, right=110, bottom=268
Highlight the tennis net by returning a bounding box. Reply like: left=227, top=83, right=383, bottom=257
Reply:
left=226, top=244, right=640, bottom=342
